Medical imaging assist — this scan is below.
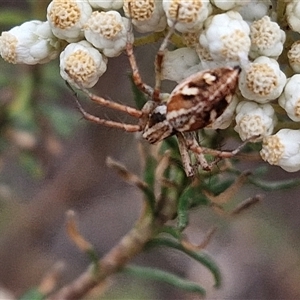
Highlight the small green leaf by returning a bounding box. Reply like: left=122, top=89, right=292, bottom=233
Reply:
left=249, top=176, right=300, bottom=191
left=143, top=155, right=157, bottom=191
left=86, top=248, right=100, bottom=275
left=158, top=226, right=181, bottom=239
left=209, top=178, right=235, bottom=196
left=146, top=237, right=222, bottom=288
left=122, top=265, right=206, bottom=295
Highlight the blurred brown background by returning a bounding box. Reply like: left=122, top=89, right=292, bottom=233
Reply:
left=1, top=1, right=300, bottom=299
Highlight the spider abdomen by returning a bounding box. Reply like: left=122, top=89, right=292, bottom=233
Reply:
left=166, top=66, right=241, bottom=132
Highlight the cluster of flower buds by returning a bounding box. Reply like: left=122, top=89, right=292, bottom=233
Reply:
left=1, top=0, right=300, bottom=172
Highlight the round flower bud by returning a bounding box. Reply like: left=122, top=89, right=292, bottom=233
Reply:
left=195, top=43, right=213, bottom=63
left=0, top=20, right=61, bottom=65
left=60, top=41, right=107, bottom=88
left=162, top=0, right=212, bottom=33
left=210, top=0, right=244, bottom=11
left=182, top=31, right=200, bottom=48
left=260, top=129, right=300, bottom=172
left=238, top=56, right=286, bottom=103
left=234, top=101, right=276, bottom=142
left=88, top=0, right=123, bottom=10
left=123, top=0, right=167, bottom=33
left=288, top=40, right=300, bottom=73
left=162, top=47, right=200, bottom=82
left=286, top=1, right=300, bottom=33
left=237, top=0, right=272, bottom=23
left=278, top=74, right=300, bottom=122
left=47, top=0, right=92, bottom=43
left=199, top=11, right=250, bottom=63
left=84, top=11, right=131, bottom=57
left=249, top=16, right=285, bottom=59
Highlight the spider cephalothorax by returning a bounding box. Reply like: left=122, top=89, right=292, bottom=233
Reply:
left=70, top=25, right=242, bottom=177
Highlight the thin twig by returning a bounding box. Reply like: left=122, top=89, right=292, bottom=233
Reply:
left=48, top=209, right=158, bottom=300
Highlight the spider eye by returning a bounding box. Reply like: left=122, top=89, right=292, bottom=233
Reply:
left=149, top=110, right=166, bottom=127
left=142, top=105, right=174, bottom=144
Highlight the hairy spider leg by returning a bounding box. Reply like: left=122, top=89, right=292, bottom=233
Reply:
left=66, top=72, right=143, bottom=119
left=70, top=86, right=141, bottom=132
left=184, top=132, right=255, bottom=164
left=179, top=132, right=213, bottom=173
left=153, top=24, right=176, bottom=102
left=176, top=132, right=194, bottom=177
left=125, top=4, right=179, bottom=103
left=126, top=30, right=155, bottom=99
left=81, top=87, right=143, bottom=119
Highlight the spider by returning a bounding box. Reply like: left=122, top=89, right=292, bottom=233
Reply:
left=69, top=24, right=244, bottom=177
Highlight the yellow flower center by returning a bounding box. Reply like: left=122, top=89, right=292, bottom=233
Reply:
left=0, top=32, right=18, bottom=64
left=246, top=63, right=278, bottom=96
left=168, top=0, right=203, bottom=23
left=65, top=50, right=97, bottom=85
left=48, top=0, right=81, bottom=29
left=123, top=0, right=155, bottom=21
left=260, top=135, right=284, bottom=165
left=85, top=11, right=123, bottom=39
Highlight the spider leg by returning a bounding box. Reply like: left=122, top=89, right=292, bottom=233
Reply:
left=74, top=95, right=141, bottom=133
left=180, top=132, right=212, bottom=171
left=200, top=138, right=253, bottom=158
left=153, top=5, right=180, bottom=102
left=126, top=30, right=155, bottom=99
left=153, top=25, right=176, bottom=102
left=184, top=132, right=254, bottom=166
left=67, top=82, right=143, bottom=119
left=83, top=87, right=142, bottom=119
left=176, top=132, right=194, bottom=177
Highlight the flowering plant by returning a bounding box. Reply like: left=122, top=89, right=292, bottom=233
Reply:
left=1, top=0, right=300, bottom=299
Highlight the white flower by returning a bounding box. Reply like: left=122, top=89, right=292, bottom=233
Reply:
left=249, top=16, right=285, bottom=59
left=162, top=47, right=200, bottom=82
left=210, top=0, right=245, bottom=11
left=123, top=0, right=167, bottom=33
left=195, top=42, right=213, bottom=62
left=162, top=0, right=212, bottom=33
left=182, top=31, right=200, bottom=48
left=286, top=0, right=300, bottom=33
left=234, top=101, right=276, bottom=142
left=60, top=41, right=107, bottom=88
left=0, top=20, right=61, bottom=65
left=84, top=11, right=131, bottom=57
left=278, top=75, right=300, bottom=122
left=199, top=11, right=250, bottom=63
left=88, top=0, right=123, bottom=10
left=209, top=95, right=239, bottom=130
left=260, top=129, right=300, bottom=172
left=47, top=0, right=92, bottom=43
left=237, top=0, right=272, bottom=23
left=288, top=41, right=300, bottom=73
left=238, top=56, right=286, bottom=103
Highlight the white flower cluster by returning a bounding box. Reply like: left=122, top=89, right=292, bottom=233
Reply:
left=1, top=1, right=300, bottom=173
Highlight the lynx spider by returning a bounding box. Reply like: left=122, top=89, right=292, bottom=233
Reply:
left=70, top=22, right=243, bottom=177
